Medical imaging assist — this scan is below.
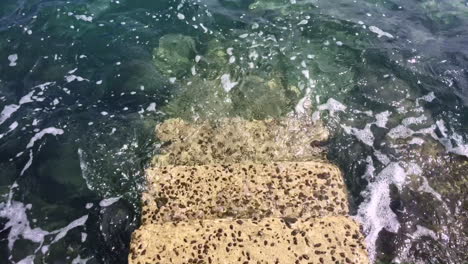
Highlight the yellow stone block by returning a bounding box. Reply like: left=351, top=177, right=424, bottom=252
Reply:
left=142, top=161, right=349, bottom=224
left=129, top=216, right=369, bottom=264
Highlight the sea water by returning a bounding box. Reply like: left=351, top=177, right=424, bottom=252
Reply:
left=1, top=0, right=467, bottom=263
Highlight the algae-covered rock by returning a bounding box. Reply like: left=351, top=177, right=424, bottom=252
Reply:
left=163, top=74, right=300, bottom=120
left=153, top=34, right=196, bottom=78
left=249, top=0, right=317, bottom=13
left=200, top=39, right=230, bottom=78
left=163, top=78, right=234, bottom=121
left=249, top=0, right=288, bottom=10
left=129, top=216, right=369, bottom=264
left=230, top=75, right=294, bottom=119
left=153, top=117, right=329, bottom=166
left=141, top=161, right=348, bottom=224
left=420, top=0, right=468, bottom=28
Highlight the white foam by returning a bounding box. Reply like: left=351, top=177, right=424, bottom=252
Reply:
left=26, top=127, right=64, bottom=149
left=395, top=225, right=439, bottom=263
left=51, top=215, right=88, bottom=243
left=301, top=70, right=310, bottom=80
left=19, top=91, right=37, bottom=105
left=0, top=104, right=20, bottom=125
left=369, top=26, right=394, bottom=38
left=81, top=232, right=87, bottom=242
left=65, top=69, right=88, bottom=83
left=414, top=225, right=438, bottom=240
left=374, top=150, right=390, bottom=165
left=16, top=255, right=35, bottom=264
left=295, top=89, right=313, bottom=115
left=99, top=197, right=121, bottom=207
left=75, top=15, right=93, bottom=22
left=66, top=74, right=88, bottom=83
left=418, top=176, right=442, bottom=201
left=71, top=255, right=91, bottom=264
left=1, top=83, right=55, bottom=125
left=8, top=54, right=18, bottom=66
left=433, top=120, right=468, bottom=157
left=220, top=74, right=238, bottom=92
left=0, top=121, right=18, bottom=140
left=177, top=13, right=185, bottom=20
left=388, top=125, right=414, bottom=139
left=317, top=98, right=347, bottom=116
left=343, top=124, right=375, bottom=146
left=408, top=137, right=424, bottom=145
left=357, top=162, right=408, bottom=261
left=20, top=151, right=33, bottom=176
left=0, top=201, right=49, bottom=250
left=78, top=148, right=93, bottom=190
left=402, top=115, right=427, bottom=126
left=375, top=111, right=391, bottom=128
left=417, top=92, right=436, bottom=105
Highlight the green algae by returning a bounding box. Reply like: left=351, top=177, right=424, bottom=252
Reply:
left=153, top=34, right=197, bottom=78
left=154, top=32, right=303, bottom=120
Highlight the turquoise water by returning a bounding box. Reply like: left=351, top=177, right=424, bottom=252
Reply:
left=0, top=0, right=467, bottom=263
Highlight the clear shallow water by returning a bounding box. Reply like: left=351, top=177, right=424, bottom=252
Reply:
left=0, top=0, right=467, bottom=263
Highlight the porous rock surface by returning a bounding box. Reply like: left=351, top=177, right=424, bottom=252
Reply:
left=142, top=161, right=349, bottom=224
left=130, top=118, right=369, bottom=264
left=130, top=216, right=369, bottom=264
left=153, top=117, right=329, bottom=166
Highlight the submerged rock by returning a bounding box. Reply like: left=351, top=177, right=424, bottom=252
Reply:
left=249, top=0, right=317, bottom=13
left=153, top=34, right=197, bottom=78
left=153, top=117, right=329, bottom=166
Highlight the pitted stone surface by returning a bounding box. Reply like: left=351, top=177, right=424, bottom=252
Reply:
left=130, top=117, right=370, bottom=264
left=153, top=117, right=329, bottom=166
left=141, top=161, right=348, bottom=224
left=129, top=216, right=369, bottom=264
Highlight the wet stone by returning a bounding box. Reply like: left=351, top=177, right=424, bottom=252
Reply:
left=129, top=216, right=369, bottom=264
left=153, top=117, right=329, bottom=166
left=142, top=161, right=349, bottom=224
left=130, top=117, right=369, bottom=263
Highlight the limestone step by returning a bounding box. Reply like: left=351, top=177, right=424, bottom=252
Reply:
left=130, top=117, right=370, bottom=264
left=141, top=161, right=349, bottom=225
left=129, top=216, right=369, bottom=264
left=153, top=118, right=329, bottom=166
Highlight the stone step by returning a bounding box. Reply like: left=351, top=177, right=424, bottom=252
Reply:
left=153, top=117, right=329, bottom=166
left=129, top=216, right=369, bottom=264
left=141, top=161, right=349, bottom=225
left=130, top=117, right=370, bottom=264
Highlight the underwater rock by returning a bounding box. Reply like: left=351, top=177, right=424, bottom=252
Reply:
left=164, top=74, right=300, bottom=120
left=229, top=75, right=295, bottom=119
left=163, top=78, right=235, bottom=120
left=142, top=161, right=349, bottom=224
left=249, top=0, right=317, bottom=13
left=129, top=216, right=369, bottom=264
left=94, top=199, right=137, bottom=264
left=153, top=117, right=329, bottom=166
left=420, top=0, right=468, bottom=29
left=249, top=0, right=289, bottom=10
left=152, top=34, right=197, bottom=78
left=201, top=39, right=230, bottom=78
left=377, top=120, right=468, bottom=263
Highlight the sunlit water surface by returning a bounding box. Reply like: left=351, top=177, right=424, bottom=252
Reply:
left=0, top=0, right=467, bottom=263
